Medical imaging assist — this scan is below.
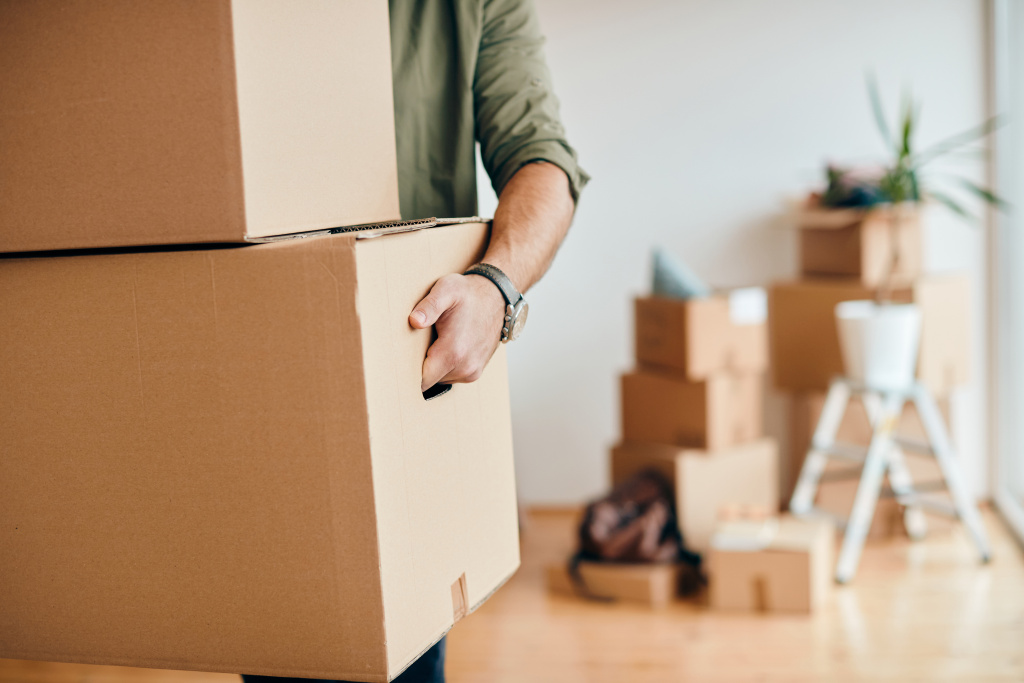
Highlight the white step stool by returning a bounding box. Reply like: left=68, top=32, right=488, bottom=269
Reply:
left=789, top=377, right=992, bottom=583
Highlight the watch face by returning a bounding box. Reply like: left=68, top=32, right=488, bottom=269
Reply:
left=510, top=301, right=528, bottom=341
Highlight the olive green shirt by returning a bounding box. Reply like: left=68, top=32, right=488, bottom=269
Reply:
left=389, top=0, right=589, bottom=219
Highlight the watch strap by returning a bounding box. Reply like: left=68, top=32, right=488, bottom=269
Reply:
left=464, top=263, right=521, bottom=306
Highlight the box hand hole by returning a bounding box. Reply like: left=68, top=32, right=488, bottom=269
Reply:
left=423, top=383, right=453, bottom=401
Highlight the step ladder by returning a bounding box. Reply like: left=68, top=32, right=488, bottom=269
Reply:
left=789, top=377, right=992, bottom=583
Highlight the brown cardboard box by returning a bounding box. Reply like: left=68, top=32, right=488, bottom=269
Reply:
left=769, top=275, right=969, bottom=395
left=708, top=515, right=834, bottom=613
left=798, top=203, right=921, bottom=287
left=621, top=370, right=763, bottom=451
left=634, top=293, right=767, bottom=379
left=610, top=439, right=779, bottom=552
left=813, top=477, right=905, bottom=540
left=787, top=393, right=956, bottom=537
left=0, top=0, right=400, bottom=253
left=0, top=221, right=518, bottom=682
left=546, top=561, right=686, bottom=608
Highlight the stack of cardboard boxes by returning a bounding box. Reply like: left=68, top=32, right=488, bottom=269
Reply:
left=614, top=289, right=779, bottom=553
left=548, top=286, right=781, bottom=607
left=1, top=4, right=518, bottom=681
left=771, top=203, right=968, bottom=535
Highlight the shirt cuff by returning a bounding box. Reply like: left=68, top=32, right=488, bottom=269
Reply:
left=491, top=140, right=591, bottom=206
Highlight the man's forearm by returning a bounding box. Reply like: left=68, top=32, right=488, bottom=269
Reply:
left=478, top=161, right=576, bottom=293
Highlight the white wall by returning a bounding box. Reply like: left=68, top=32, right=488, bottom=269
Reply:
left=478, top=0, right=991, bottom=505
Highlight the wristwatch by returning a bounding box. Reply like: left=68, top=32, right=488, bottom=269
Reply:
left=464, top=263, right=529, bottom=343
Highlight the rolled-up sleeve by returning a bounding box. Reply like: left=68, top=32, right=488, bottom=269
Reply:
left=474, top=0, right=590, bottom=204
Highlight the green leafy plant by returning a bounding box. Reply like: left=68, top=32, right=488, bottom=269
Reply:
left=821, top=74, right=1008, bottom=301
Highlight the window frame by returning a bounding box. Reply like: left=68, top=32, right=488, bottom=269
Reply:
left=990, top=0, right=1024, bottom=544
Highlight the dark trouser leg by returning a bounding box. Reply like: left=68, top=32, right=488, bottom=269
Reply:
left=240, top=636, right=445, bottom=683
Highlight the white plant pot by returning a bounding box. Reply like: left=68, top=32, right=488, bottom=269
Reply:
left=834, top=300, right=922, bottom=391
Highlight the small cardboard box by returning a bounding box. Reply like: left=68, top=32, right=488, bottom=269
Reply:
left=788, top=393, right=956, bottom=537
left=0, top=0, right=400, bottom=253
left=0, top=221, right=518, bottom=682
left=546, top=561, right=686, bottom=608
left=621, top=370, right=763, bottom=451
left=811, top=478, right=905, bottom=540
left=708, top=515, right=834, bottom=613
left=798, top=203, right=921, bottom=287
left=610, top=439, right=779, bottom=552
left=769, top=275, right=969, bottom=395
left=634, top=289, right=768, bottom=379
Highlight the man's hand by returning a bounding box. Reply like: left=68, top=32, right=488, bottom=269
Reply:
left=410, top=162, right=574, bottom=391
left=410, top=273, right=506, bottom=392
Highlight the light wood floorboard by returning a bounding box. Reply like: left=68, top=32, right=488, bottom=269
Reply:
left=2, top=508, right=1021, bottom=682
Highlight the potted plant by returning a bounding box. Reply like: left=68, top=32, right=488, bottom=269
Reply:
left=819, top=76, right=1006, bottom=390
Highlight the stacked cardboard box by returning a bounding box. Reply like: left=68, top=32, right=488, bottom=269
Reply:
left=771, top=202, right=969, bottom=531
left=771, top=275, right=970, bottom=396
left=613, top=289, right=779, bottom=554
left=546, top=562, right=690, bottom=609
left=548, top=290, right=778, bottom=607
left=1, top=0, right=403, bottom=253
left=0, top=5, right=518, bottom=682
left=708, top=514, right=834, bottom=613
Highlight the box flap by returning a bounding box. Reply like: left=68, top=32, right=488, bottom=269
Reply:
left=246, top=217, right=490, bottom=244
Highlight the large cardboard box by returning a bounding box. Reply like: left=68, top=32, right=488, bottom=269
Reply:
left=708, top=515, right=833, bottom=613
left=0, top=0, right=400, bottom=253
left=545, top=561, right=687, bottom=608
left=621, top=370, right=762, bottom=451
left=634, top=291, right=767, bottom=379
left=787, top=393, right=956, bottom=537
left=610, top=440, right=779, bottom=552
left=769, top=275, right=969, bottom=395
left=0, top=221, right=519, bottom=682
left=798, top=204, right=921, bottom=287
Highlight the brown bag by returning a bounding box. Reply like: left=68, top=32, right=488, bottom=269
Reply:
left=575, top=469, right=701, bottom=566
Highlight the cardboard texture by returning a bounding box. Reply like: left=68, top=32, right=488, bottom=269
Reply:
left=787, top=393, right=956, bottom=537
left=634, top=294, right=767, bottom=379
left=546, top=562, right=684, bottom=608
left=769, top=275, right=970, bottom=395
left=0, top=0, right=400, bottom=253
left=0, top=222, right=519, bottom=682
left=621, top=370, right=763, bottom=451
left=708, top=516, right=833, bottom=613
left=610, top=440, right=779, bottom=552
left=798, top=205, right=921, bottom=287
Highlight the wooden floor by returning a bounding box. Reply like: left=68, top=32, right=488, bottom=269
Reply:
left=3, top=508, right=1022, bottom=683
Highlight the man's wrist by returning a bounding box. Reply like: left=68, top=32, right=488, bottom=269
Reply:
left=472, top=256, right=523, bottom=297
left=464, top=263, right=529, bottom=343
left=464, top=263, right=521, bottom=306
